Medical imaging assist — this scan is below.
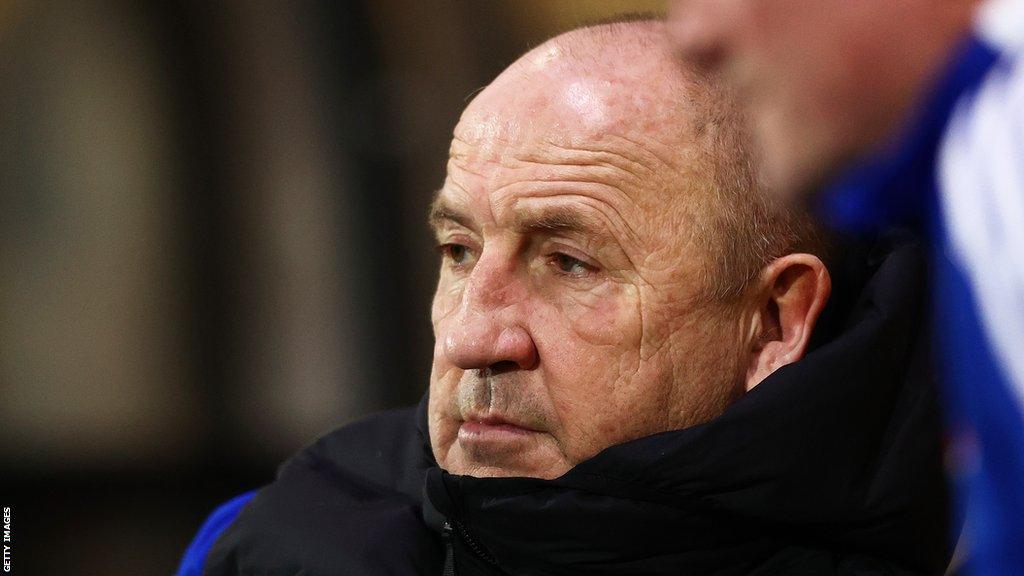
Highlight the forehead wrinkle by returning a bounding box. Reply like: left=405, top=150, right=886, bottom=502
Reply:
left=601, top=133, right=691, bottom=180
left=438, top=179, right=473, bottom=212
left=451, top=110, right=532, bottom=154
left=446, top=151, right=492, bottom=183
left=503, top=139, right=665, bottom=194
left=502, top=154, right=648, bottom=199
left=536, top=139, right=659, bottom=181
left=512, top=143, right=656, bottom=198
left=443, top=158, right=504, bottom=228
left=519, top=138, right=690, bottom=213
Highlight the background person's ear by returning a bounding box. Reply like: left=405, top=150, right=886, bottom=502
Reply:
left=744, top=253, right=831, bottom=391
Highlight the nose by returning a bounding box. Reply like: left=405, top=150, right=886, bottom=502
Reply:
left=441, top=257, right=539, bottom=372
left=668, top=0, right=728, bottom=70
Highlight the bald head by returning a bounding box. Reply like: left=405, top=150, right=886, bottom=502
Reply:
left=453, top=19, right=815, bottom=301
left=461, top=21, right=704, bottom=168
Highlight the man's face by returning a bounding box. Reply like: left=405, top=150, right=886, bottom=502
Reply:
left=427, top=51, right=747, bottom=479
left=669, top=0, right=925, bottom=197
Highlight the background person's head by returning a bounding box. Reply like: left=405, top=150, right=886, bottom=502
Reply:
left=669, top=0, right=982, bottom=198
left=427, top=20, right=830, bottom=480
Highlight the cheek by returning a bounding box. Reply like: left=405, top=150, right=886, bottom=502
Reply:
left=428, top=354, right=462, bottom=467
left=540, top=278, right=640, bottom=349
left=428, top=283, right=465, bottom=466
left=428, top=284, right=462, bottom=406
left=529, top=279, right=645, bottom=456
left=430, top=272, right=464, bottom=328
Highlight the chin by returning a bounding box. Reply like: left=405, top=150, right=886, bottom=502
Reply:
left=442, top=444, right=571, bottom=480
left=459, top=464, right=561, bottom=479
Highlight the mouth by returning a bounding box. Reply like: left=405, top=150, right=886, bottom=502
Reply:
left=457, top=414, right=541, bottom=447
left=462, top=412, right=536, bottom=430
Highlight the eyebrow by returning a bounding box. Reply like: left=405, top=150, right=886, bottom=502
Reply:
left=428, top=196, right=475, bottom=233
left=429, top=194, right=606, bottom=233
left=511, top=204, right=604, bottom=237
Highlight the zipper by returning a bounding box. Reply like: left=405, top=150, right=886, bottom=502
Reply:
left=453, top=519, right=500, bottom=566
left=442, top=521, right=457, bottom=576
left=441, top=518, right=500, bottom=575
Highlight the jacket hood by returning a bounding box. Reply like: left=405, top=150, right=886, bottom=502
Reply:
left=423, top=231, right=949, bottom=575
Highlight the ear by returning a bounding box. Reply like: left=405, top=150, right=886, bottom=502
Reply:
left=744, top=253, right=831, bottom=391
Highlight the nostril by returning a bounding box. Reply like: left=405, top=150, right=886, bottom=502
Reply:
left=486, top=360, right=520, bottom=375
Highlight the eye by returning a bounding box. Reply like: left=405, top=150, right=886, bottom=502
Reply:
left=549, top=252, right=594, bottom=278
left=438, top=243, right=473, bottom=267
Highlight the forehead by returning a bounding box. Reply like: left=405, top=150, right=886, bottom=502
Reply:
left=442, top=73, right=716, bottom=273
left=448, top=64, right=707, bottom=219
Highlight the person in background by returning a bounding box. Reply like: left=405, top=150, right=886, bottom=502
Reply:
left=670, top=1, right=1024, bottom=573
left=178, top=19, right=949, bottom=575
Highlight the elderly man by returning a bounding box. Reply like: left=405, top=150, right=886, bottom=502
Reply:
left=179, top=20, right=947, bottom=576
left=670, top=1, right=1024, bottom=573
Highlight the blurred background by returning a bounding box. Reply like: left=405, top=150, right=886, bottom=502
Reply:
left=0, top=0, right=662, bottom=573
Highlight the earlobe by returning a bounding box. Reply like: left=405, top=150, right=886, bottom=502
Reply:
left=744, top=253, right=831, bottom=391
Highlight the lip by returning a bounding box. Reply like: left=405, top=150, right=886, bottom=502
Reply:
left=457, top=416, right=540, bottom=444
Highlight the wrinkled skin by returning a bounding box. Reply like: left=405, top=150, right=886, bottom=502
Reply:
left=669, top=0, right=980, bottom=198
left=427, top=31, right=750, bottom=479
